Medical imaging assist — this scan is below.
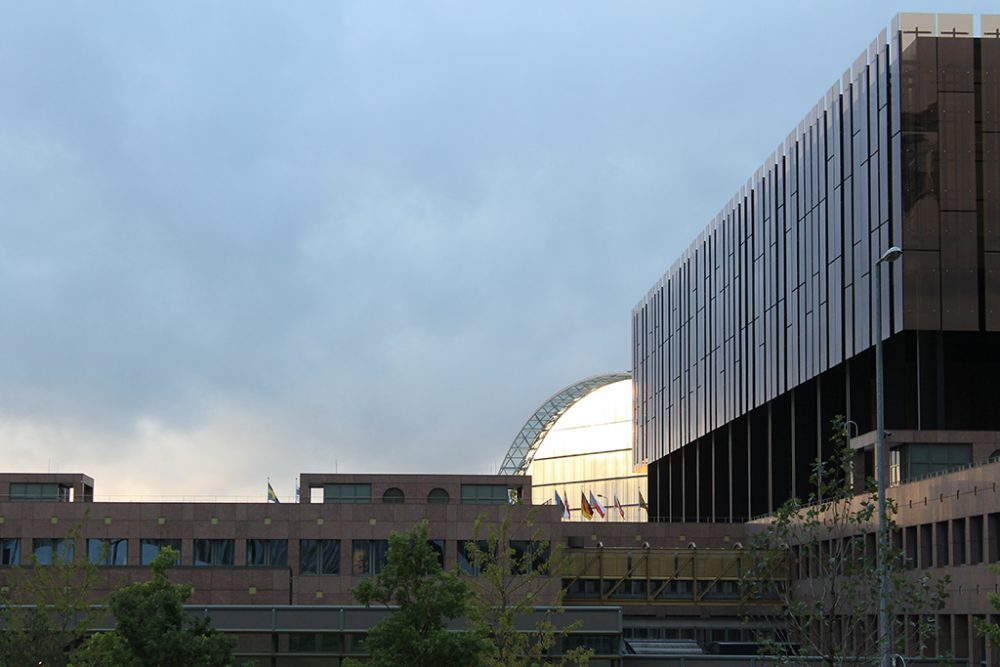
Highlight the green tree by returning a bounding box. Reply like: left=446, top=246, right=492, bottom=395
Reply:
left=741, top=416, right=949, bottom=667
left=0, top=525, right=105, bottom=667
left=974, top=565, right=1000, bottom=651
left=464, top=505, right=592, bottom=667
left=71, top=547, right=235, bottom=667
left=346, top=521, right=492, bottom=667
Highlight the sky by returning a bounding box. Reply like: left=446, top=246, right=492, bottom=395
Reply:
left=0, top=1, right=995, bottom=499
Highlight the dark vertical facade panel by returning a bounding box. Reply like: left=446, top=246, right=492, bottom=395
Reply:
left=775, top=150, right=788, bottom=396
left=890, top=36, right=906, bottom=335
left=983, top=133, right=1000, bottom=253
left=940, top=211, right=979, bottom=330
left=984, top=133, right=1000, bottom=329
left=902, top=249, right=942, bottom=328
left=984, top=252, right=1000, bottom=331
left=936, top=33, right=975, bottom=92
left=938, top=91, right=977, bottom=211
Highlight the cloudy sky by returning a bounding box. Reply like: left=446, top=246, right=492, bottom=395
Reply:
left=0, top=1, right=993, bottom=499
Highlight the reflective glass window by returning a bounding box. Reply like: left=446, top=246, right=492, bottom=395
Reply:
left=382, top=487, right=404, bottom=504
left=351, top=539, right=388, bottom=576
left=1, top=538, right=20, bottom=566
left=460, top=484, right=510, bottom=504
left=140, top=539, right=182, bottom=566
left=457, top=540, right=489, bottom=575
left=87, top=538, right=127, bottom=566
left=9, top=483, right=66, bottom=502
left=299, top=539, right=340, bottom=575
left=33, top=538, right=74, bottom=566
left=427, top=488, right=450, bottom=504
left=246, top=539, right=288, bottom=567
left=193, top=539, right=234, bottom=566
left=323, top=484, right=371, bottom=504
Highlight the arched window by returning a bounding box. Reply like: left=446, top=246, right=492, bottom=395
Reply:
left=427, top=488, right=450, bottom=504
left=382, top=487, right=405, bottom=504
left=990, top=449, right=1000, bottom=462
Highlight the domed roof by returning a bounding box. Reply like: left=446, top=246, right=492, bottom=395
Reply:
left=498, top=372, right=631, bottom=475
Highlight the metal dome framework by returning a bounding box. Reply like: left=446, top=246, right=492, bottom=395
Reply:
left=498, top=372, right=631, bottom=476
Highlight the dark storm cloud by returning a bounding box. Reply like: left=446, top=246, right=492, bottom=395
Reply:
left=0, top=0, right=991, bottom=495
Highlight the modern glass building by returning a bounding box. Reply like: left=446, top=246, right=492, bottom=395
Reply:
left=633, top=13, right=1000, bottom=521
left=499, top=373, right=647, bottom=521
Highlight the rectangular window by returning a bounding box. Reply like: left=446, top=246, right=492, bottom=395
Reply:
left=33, top=538, right=74, bottom=566
left=509, top=540, right=550, bottom=574
left=1, top=538, right=20, bottom=566
left=288, top=633, right=343, bottom=653
left=193, top=539, right=234, bottom=566
left=140, top=539, right=182, bottom=566
left=9, top=483, right=66, bottom=502
left=989, top=513, right=1000, bottom=563
left=460, top=484, right=510, bottom=505
left=970, top=515, right=984, bottom=565
left=246, top=539, right=288, bottom=567
left=904, top=443, right=972, bottom=481
left=299, top=539, right=341, bottom=575
left=427, top=539, right=445, bottom=568
left=323, top=484, right=372, bottom=504
left=87, top=538, right=128, bottom=566
left=936, top=521, right=949, bottom=567
left=457, top=540, right=489, bottom=575
left=351, top=539, right=388, bottom=576
left=952, top=519, right=966, bottom=566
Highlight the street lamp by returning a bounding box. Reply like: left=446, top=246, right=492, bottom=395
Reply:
left=875, top=245, right=902, bottom=667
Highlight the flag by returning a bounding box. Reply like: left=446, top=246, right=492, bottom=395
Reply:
left=295, top=478, right=300, bottom=503
left=267, top=481, right=280, bottom=504
left=638, top=489, right=648, bottom=512
left=613, top=493, right=625, bottom=519
left=580, top=492, right=594, bottom=520
left=554, top=490, right=570, bottom=520
left=564, top=489, right=571, bottom=520
left=589, top=491, right=606, bottom=519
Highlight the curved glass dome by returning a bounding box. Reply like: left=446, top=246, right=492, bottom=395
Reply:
left=498, top=372, right=631, bottom=476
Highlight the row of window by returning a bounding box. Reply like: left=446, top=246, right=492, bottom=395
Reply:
left=320, top=483, right=517, bottom=505
left=6, top=483, right=72, bottom=502
left=0, top=537, right=543, bottom=576
left=791, top=512, right=1000, bottom=580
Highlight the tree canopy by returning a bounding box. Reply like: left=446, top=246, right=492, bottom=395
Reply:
left=347, top=521, right=492, bottom=667
left=72, top=547, right=235, bottom=667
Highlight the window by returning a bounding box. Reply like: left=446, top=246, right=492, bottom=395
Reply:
left=427, top=539, right=445, bottom=567
left=509, top=540, right=549, bottom=574
left=9, top=483, right=68, bottom=502
left=300, top=539, right=340, bottom=575
left=1, top=538, right=20, bottom=566
left=889, top=448, right=901, bottom=486
left=563, top=634, right=618, bottom=655
left=324, top=484, right=371, bottom=504
left=351, top=539, right=389, bottom=576
left=382, top=487, right=404, bottom=504
left=460, top=484, right=510, bottom=505
left=427, top=488, right=450, bottom=504
left=33, top=538, right=74, bottom=565
left=936, top=522, right=949, bottom=567
left=141, top=539, right=182, bottom=565
left=288, top=633, right=343, bottom=653
left=194, top=539, right=234, bottom=566
left=901, top=443, right=972, bottom=481
left=457, top=540, right=489, bottom=575
left=87, top=538, right=127, bottom=565
left=246, top=539, right=288, bottom=567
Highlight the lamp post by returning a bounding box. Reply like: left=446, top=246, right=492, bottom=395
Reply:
left=874, top=245, right=902, bottom=667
